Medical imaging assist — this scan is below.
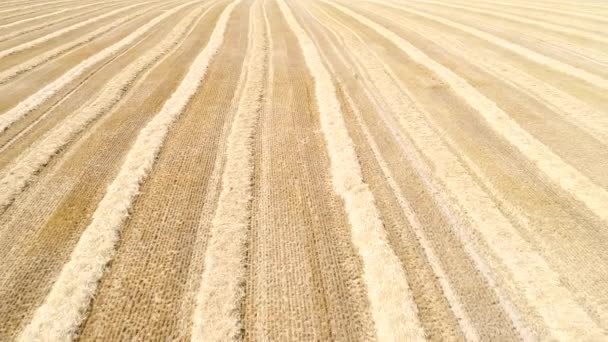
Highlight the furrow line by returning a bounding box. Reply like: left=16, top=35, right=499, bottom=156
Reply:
left=0, top=0, right=113, bottom=27
left=369, top=7, right=608, bottom=149
left=352, top=5, right=608, bottom=326
left=0, top=1, right=203, bottom=210
left=0, top=3, right=223, bottom=339
left=191, top=0, right=265, bottom=339
left=16, top=1, right=238, bottom=340
left=312, top=5, right=530, bottom=338
left=404, top=0, right=608, bottom=44
left=0, top=0, right=40, bottom=7
left=534, top=39, right=608, bottom=69
left=350, top=1, right=608, bottom=181
left=312, top=5, right=526, bottom=338
left=0, top=8, right=74, bottom=30
left=344, top=87, right=479, bottom=340
left=241, top=1, right=376, bottom=339
left=362, top=0, right=608, bottom=90
left=0, top=0, right=43, bottom=8
left=309, top=9, right=479, bottom=340
left=0, top=0, right=84, bottom=16
left=0, top=0, right=122, bottom=32
left=302, top=3, right=479, bottom=339
left=0, top=0, right=183, bottom=156
left=73, top=2, right=245, bottom=338
left=166, top=2, right=249, bottom=337
left=278, top=0, right=426, bottom=340
left=0, top=2, right=171, bottom=134
left=378, top=1, right=608, bottom=71
left=0, top=3, right=160, bottom=86
left=0, top=1, right=217, bottom=277
left=330, top=1, right=608, bottom=225
left=0, top=2, right=124, bottom=44
left=0, top=0, right=38, bottom=8
left=241, top=0, right=276, bottom=337
left=462, top=0, right=608, bottom=24
left=325, top=1, right=607, bottom=339
left=245, top=1, right=378, bottom=339
left=0, top=0, right=152, bottom=61
left=371, top=1, right=608, bottom=69
left=485, top=0, right=608, bottom=12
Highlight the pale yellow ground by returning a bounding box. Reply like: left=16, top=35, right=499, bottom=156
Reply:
left=0, top=0, right=607, bottom=340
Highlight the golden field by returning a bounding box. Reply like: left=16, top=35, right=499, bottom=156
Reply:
left=0, top=0, right=607, bottom=340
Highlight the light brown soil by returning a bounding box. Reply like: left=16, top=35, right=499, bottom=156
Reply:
left=243, top=1, right=374, bottom=340
left=1, top=0, right=607, bottom=340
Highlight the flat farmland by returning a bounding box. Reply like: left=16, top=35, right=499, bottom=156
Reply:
left=1, top=0, right=607, bottom=340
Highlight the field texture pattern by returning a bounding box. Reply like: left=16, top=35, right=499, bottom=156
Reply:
left=0, top=0, right=607, bottom=340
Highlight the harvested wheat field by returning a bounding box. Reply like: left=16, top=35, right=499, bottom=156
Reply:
left=0, top=0, right=607, bottom=340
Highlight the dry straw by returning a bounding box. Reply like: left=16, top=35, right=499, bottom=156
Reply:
left=16, top=0, right=239, bottom=340
left=278, top=0, right=426, bottom=340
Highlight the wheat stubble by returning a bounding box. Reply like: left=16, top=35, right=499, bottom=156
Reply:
left=1, top=0, right=608, bottom=340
